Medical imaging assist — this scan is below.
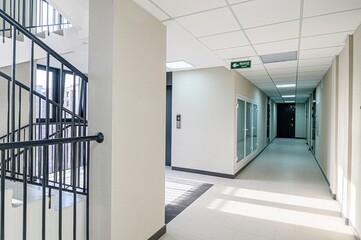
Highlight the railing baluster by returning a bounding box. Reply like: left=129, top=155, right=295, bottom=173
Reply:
left=22, top=148, right=28, bottom=240
left=29, top=40, right=34, bottom=182
left=86, top=141, right=90, bottom=240
left=72, top=73, right=77, bottom=240
left=58, top=63, right=64, bottom=240
left=17, top=87, right=22, bottom=176
left=11, top=24, right=17, bottom=178
left=1, top=150, right=5, bottom=240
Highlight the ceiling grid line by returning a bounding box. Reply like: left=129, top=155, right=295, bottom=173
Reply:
left=223, top=0, right=286, bottom=103
left=296, top=0, right=305, bottom=104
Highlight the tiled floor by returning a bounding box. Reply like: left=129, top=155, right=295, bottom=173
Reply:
left=161, top=138, right=355, bottom=240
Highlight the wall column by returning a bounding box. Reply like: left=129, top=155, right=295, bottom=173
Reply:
left=88, top=0, right=166, bottom=239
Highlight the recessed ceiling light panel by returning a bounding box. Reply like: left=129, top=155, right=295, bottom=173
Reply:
left=282, top=95, right=295, bottom=98
left=276, top=84, right=296, bottom=88
left=166, top=61, right=194, bottom=70
left=285, top=101, right=295, bottom=103
left=261, top=51, right=298, bottom=64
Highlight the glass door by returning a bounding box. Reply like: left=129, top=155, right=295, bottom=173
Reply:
left=253, top=104, right=258, bottom=151
left=246, top=102, right=252, bottom=156
left=236, top=99, right=245, bottom=161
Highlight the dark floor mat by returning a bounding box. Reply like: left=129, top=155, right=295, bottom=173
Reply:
left=165, top=177, right=213, bottom=224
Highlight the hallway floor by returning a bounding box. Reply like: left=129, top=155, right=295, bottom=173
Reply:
left=161, top=138, right=355, bottom=240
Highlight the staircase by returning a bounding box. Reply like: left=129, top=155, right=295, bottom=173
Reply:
left=0, top=1, right=103, bottom=240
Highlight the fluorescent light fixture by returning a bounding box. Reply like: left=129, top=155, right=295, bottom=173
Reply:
left=261, top=51, right=298, bottom=64
left=276, top=84, right=296, bottom=88
left=166, top=61, right=194, bottom=70
left=282, top=95, right=295, bottom=98
left=285, top=101, right=295, bottom=103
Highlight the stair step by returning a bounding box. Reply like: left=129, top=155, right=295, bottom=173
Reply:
left=53, top=29, right=64, bottom=36
left=3, top=31, right=25, bottom=42
left=35, top=31, right=46, bottom=39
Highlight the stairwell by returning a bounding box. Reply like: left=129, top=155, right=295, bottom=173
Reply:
left=0, top=1, right=102, bottom=240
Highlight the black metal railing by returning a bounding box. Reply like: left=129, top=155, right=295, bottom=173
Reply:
left=0, top=5, right=96, bottom=240
left=0, top=133, right=104, bottom=240
left=1, top=0, right=71, bottom=41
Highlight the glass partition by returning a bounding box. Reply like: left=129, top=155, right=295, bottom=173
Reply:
left=246, top=102, right=252, bottom=156
left=236, top=97, right=258, bottom=162
left=236, top=99, right=245, bottom=162
left=253, top=104, right=258, bottom=151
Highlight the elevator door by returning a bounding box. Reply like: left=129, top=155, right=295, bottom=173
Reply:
left=277, top=104, right=296, bottom=138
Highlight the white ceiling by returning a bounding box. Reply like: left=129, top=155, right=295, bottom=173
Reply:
left=132, top=0, right=361, bottom=103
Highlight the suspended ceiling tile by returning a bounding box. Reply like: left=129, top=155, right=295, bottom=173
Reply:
left=215, top=45, right=256, bottom=59
left=268, top=67, right=297, bottom=75
left=303, top=0, right=361, bottom=18
left=225, top=56, right=262, bottom=65
left=302, top=9, right=361, bottom=37
left=298, top=57, right=334, bottom=67
left=270, top=72, right=297, bottom=79
left=301, top=32, right=351, bottom=50
left=231, top=0, right=301, bottom=29
left=228, top=0, right=253, bottom=4
left=298, top=65, right=330, bottom=73
left=273, top=78, right=297, bottom=84
left=299, top=46, right=343, bottom=59
left=265, top=60, right=298, bottom=70
left=151, top=0, right=226, bottom=18
left=177, top=8, right=240, bottom=37
left=298, top=71, right=325, bottom=77
left=245, top=20, right=300, bottom=44
left=241, top=69, right=269, bottom=77
left=133, top=0, right=170, bottom=20
left=199, top=31, right=250, bottom=50
left=243, top=75, right=271, bottom=82
left=298, top=76, right=322, bottom=81
left=254, top=39, right=299, bottom=55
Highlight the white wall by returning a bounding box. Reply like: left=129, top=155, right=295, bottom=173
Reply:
left=172, top=67, right=235, bottom=175
left=88, top=0, right=166, bottom=239
left=337, top=36, right=352, bottom=217
left=0, top=62, right=33, bottom=138
left=295, top=103, right=306, bottom=138
left=270, top=100, right=277, bottom=140
left=350, top=25, right=361, bottom=236
left=172, top=67, right=267, bottom=176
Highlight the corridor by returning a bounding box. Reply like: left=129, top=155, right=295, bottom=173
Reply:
left=161, top=138, right=354, bottom=240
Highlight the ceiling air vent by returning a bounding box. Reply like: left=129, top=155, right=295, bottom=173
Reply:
left=260, top=51, right=298, bottom=64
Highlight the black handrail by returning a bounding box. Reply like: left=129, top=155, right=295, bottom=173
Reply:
left=0, top=9, right=88, bottom=81
left=0, top=132, right=104, bottom=150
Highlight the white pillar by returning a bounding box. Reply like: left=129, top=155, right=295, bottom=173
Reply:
left=88, top=0, right=166, bottom=239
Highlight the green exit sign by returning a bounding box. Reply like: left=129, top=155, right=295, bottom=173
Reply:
left=231, top=60, right=251, bottom=69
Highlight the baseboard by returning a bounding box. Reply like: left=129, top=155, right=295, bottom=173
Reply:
left=328, top=188, right=337, bottom=200
left=311, top=154, right=330, bottom=187
left=352, top=222, right=360, bottom=240
left=148, top=225, right=166, bottom=240
left=171, top=167, right=234, bottom=179
left=233, top=144, right=269, bottom=178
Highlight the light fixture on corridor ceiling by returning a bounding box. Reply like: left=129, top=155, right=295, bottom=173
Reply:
left=167, top=60, right=194, bottom=70
left=285, top=101, right=295, bottom=103
left=276, top=84, right=296, bottom=88
left=260, top=51, right=298, bottom=64
left=282, top=95, right=295, bottom=98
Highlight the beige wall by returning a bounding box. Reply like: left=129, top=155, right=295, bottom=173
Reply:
left=310, top=27, right=361, bottom=236
left=234, top=72, right=267, bottom=172
left=172, top=67, right=235, bottom=175
left=0, top=62, right=33, bottom=139
left=89, top=0, right=166, bottom=239
left=350, top=25, right=361, bottom=235
left=337, top=36, right=352, bottom=216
